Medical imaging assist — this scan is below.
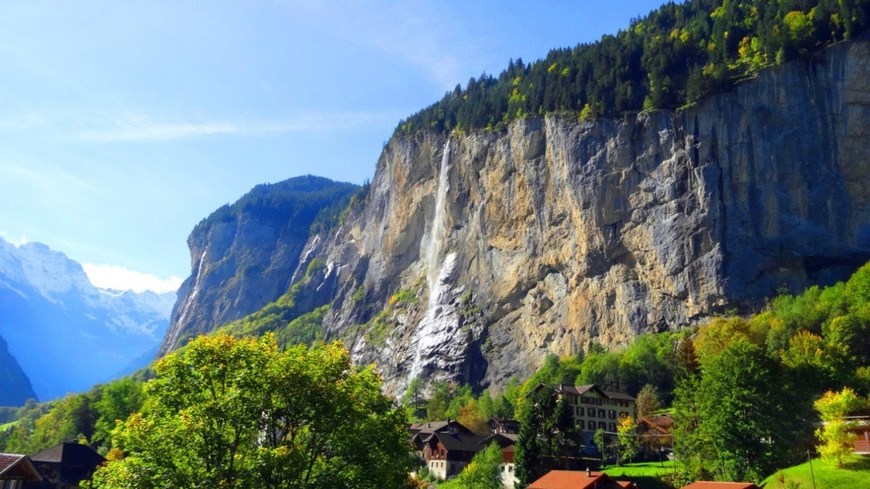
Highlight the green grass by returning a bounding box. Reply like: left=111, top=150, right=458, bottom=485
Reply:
left=762, top=455, right=870, bottom=489
left=603, top=460, right=676, bottom=477
left=603, top=460, right=676, bottom=489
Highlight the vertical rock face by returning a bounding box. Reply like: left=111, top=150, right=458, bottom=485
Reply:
left=164, top=40, right=870, bottom=396
left=159, top=176, right=359, bottom=355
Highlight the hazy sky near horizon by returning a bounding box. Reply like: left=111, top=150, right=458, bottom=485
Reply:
left=0, top=0, right=665, bottom=293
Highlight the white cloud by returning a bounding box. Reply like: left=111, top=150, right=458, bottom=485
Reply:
left=0, top=110, right=405, bottom=143
left=82, top=263, right=183, bottom=293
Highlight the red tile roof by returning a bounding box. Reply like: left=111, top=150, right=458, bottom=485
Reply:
left=681, top=482, right=760, bottom=489
left=528, top=470, right=636, bottom=489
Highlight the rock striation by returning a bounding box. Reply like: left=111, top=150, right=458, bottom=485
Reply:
left=164, top=39, right=870, bottom=396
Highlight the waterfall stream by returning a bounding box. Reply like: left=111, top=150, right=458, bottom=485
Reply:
left=408, top=140, right=455, bottom=383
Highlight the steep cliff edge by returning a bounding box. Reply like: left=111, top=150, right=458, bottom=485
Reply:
left=164, top=39, right=870, bottom=395
left=159, top=175, right=358, bottom=355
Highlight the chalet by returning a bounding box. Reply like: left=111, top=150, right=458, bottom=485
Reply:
left=410, top=419, right=476, bottom=455
left=0, top=454, right=42, bottom=489
left=419, top=429, right=488, bottom=480
left=637, top=413, right=674, bottom=457
left=23, top=443, right=105, bottom=489
left=489, top=418, right=521, bottom=435
left=481, top=432, right=519, bottom=489
left=528, top=469, right=638, bottom=489
left=848, top=415, right=870, bottom=455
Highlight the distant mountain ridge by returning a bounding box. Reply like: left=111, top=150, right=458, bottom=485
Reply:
left=0, top=238, right=175, bottom=403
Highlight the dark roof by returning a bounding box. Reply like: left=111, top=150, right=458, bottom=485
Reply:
left=530, top=383, right=636, bottom=402
left=0, top=453, right=42, bottom=481
left=409, top=420, right=475, bottom=436
left=430, top=432, right=488, bottom=453
left=480, top=433, right=518, bottom=448
left=488, top=418, right=521, bottom=433
left=30, top=443, right=104, bottom=466
left=27, top=443, right=105, bottom=487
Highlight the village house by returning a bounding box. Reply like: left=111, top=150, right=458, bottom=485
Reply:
left=23, top=443, right=105, bottom=489
left=480, top=432, right=519, bottom=489
left=848, top=415, right=870, bottom=455
left=0, top=454, right=42, bottom=489
left=529, top=384, right=637, bottom=455
left=637, top=413, right=674, bottom=458
left=410, top=418, right=522, bottom=487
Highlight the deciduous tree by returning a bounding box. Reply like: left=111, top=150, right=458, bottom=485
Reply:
left=87, top=334, right=412, bottom=489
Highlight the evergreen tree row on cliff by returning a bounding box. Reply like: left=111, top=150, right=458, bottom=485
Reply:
left=398, top=0, right=869, bottom=134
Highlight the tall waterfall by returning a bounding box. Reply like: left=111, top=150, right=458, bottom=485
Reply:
left=408, top=140, right=456, bottom=383
left=426, top=139, right=451, bottom=292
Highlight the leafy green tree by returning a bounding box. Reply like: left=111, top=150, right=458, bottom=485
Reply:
left=88, top=334, right=411, bottom=489
left=814, top=387, right=867, bottom=467
left=617, top=415, right=639, bottom=465
left=696, top=338, right=789, bottom=482
left=92, top=377, right=146, bottom=450
left=438, top=443, right=503, bottom=489
left=515, top=386, right=576, bottom=488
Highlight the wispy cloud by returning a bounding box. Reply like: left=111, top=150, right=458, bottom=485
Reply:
left=0, top=110, right=405, bottom=143
left=82, top=263, right=183, bottom=293
left=74, top=110, right=404, bottom=143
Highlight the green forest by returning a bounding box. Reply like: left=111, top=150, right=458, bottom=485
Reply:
left=397, top=0, right=869, bottom=134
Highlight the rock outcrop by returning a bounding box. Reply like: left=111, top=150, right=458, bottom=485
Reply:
left=164, top=39, right=870, bottom=396
left=159, top=175, right=359, bottom=355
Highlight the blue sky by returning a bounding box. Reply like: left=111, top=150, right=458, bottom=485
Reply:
left=0, top=0, right=665, bottom=293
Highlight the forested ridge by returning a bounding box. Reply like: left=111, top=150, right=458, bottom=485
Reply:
left=398, top=0, right=869, bottom=134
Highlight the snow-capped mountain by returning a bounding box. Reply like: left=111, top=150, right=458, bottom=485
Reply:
left=0, top=238, right=175, bottom=403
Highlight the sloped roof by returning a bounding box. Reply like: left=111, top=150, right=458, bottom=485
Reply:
left=480, top=433, right=518, bottom=448
left=431, top=432, right=488, bottom=453
left=530, top=384, right=636, bottom=402
left=30, top=442, right=104, bottom=466
left=28, top=443, right=105, bottom=486
left=0, top=453, right=42, bottom=481
left=528, top=470, right=636, bottom=489
left=409, top=419, right=475, bottom=436
left=680, top=482, right=760, bottom=489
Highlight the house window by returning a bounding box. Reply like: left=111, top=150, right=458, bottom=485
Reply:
left=609, top=410, right=616, bottom=419
left=598, top=421, right=607, bottom=430
left=598, top=409, right=606, bottom=418
left=620, top=411, right=628, bottom=418
left=609, top=423, right=617, bottom=432
left=576, top=406, right=584, bottom=416
left=576, top=420, right=585, bottom=430
left=588, top=409, right=595, bottom=419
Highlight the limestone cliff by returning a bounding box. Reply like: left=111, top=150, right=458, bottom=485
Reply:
left=165, top=39, right=870, bottom=395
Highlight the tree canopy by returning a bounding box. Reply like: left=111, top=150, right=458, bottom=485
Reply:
left=87, top=334, right=412, bottom=489
left=397, top=0, right=869, bottom=134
